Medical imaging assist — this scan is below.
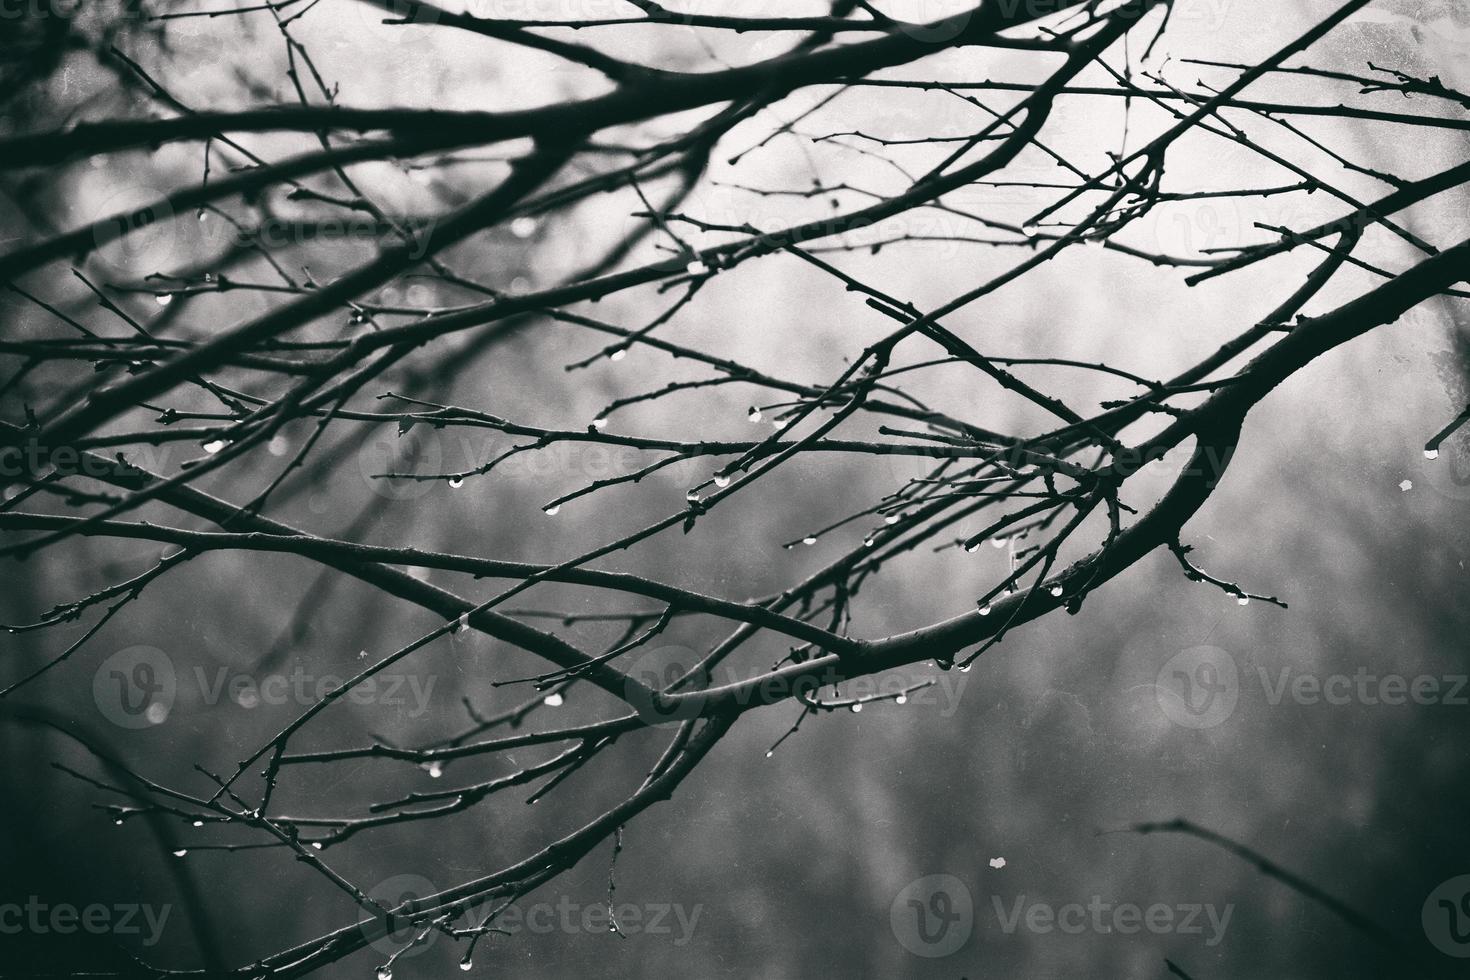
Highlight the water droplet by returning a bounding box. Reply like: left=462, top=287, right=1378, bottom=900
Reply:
left=114, top=818, right=124, bottom=827
left=377, top=968, right=393, bottom=980
left=747, top=407, right=762, bottom=423
left=991, top=537, right=1007, bottom=549
left=964, top=541, right=980, bottom=554
left=454, top=612, right=470, bottom=632
left=609, top=348, right=627, bottom=362
left=235, top=688, right=260, bottom=709
left=1236, top=595, right=1250, bottom=606
left=977, top=602, right=992, bottom=616
left=989, top=856, right=1006, bottom=869
left=895, top=694, right=908, bottom=705
left=1425, top=448, right=1440, bottom=460
left=764, top=750, right=774, bottom=759
left=1399, top=479, right=1413, bottom=492
left=543, top=692, right=564, bottom=708
left=686, top=489, right=701, bottom=506
left=1048, top=584, right=1063, bottom=597
left=172, top=849, right=188, bottom=858
left=958, top=663, right=972, bottom=673
left=145, top=702, right=169, bottom=724
left=311, top=842, right=323, bottom=850
left=802, top=536, right=817, bottom=546
left=686, top=259, right=708, bottom=275
left=542, top=503, right=561, bottom=516
left=197, top=211, right=208, bottom=223
left=590, top=417, right=608, bottom=431
left=849, top=703, right=862, bottom=713
left=459, top=960, right=473, bottom=972
left=713, top=474, right=731, bottom=488
left=884, top=514, right=900, bottom=526
left=267, top=435, right=290, bottom=457
left=511, top=216, right=538, bottom=238
left=202, top=439, right=227, bottom=454
left=425, top=761, right=443, bottom=778
left=863, top=536, right=876, bottom=548
left=448, top=475, right=464, bottom=489
left=191, top=819, right=204, bottom=828
left=155, top=293, right=172, bottom=307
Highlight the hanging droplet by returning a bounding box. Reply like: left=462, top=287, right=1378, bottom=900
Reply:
left=884, top=514, right=900, bottom=526
left=977, top=602, right=992, bottom=616
left=1425, top=448, right=1440, bottom=460
left=713, top=474, right=731, bottom=488
left=609, top=348, right=627, bottom=362
left=172, top=849, right=188, bottom=858
left=448, top=475, right=464, bottom=489
left=459, top=959, right=473, bottom=972
left=197, top=211, right=208, bottom=223
left=802, top=536, right=817, bottom=546
left=1236, top=595, right=1250, bottom=606
left=202, top=439, right=227, bottom=454
left=155, top=293, right=173, bottom=307
left=686, top=489, right=701, bottom=506
left=863, top=536, right=876, bottom=548
left=764, top=750, right=774, bottom=759
left=747, top=406, right=762, bottom=423
left=376, top=968, right=393, bottom=980
left=543, top=503, right=561, bottom=516
left=425, top=761, right=444, bottom=778
left=958, top=663, right=972, bottom=673
left=114, top=818, right=124, bottom=826
left=991, top=537, right=1007, bottom=549
left=590, top=417, right=608, bottom=431
left=964, top=541, right=980, bottom=554
left=543, top=692, right=564, bottom=708
left=191, top=819, right=204, bottom=828
left=455, top=612, right=470, bottom=632
left=849, top=702, right=862, bottom=713
left=1048, top=584, right=1064, bottom=597
left=511, top=216, right=538, bottom=239
left=686, top=259, right=708, bottom=276
left=895, top=694, right=908, bottom=705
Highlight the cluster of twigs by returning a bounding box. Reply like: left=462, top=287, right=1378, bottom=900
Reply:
left=1, top=0, right=1468, bottom=975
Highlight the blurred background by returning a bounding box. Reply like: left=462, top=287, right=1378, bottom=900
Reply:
left=2, top=1, right=1469, bottom=977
